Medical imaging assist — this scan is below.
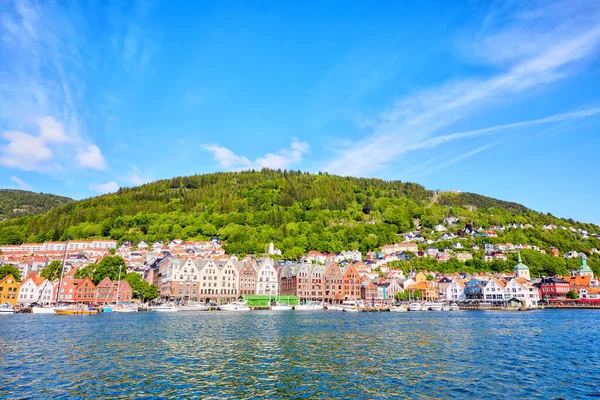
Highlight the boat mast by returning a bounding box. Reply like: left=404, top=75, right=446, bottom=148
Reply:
left=54, top=238, right=70, bottom=305
left=115, top=263, right=123, bottom=305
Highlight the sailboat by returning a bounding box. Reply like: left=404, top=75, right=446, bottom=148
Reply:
left=112, top=264, right=137, bottom=312
left=52, top=239, right=98, bottom=315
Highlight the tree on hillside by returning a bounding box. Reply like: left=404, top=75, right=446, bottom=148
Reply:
left=92, top=256, right=127, bottom=285
left=40, top=261, right=62, bottom=282
left=0, top=265, right=20, bottom=281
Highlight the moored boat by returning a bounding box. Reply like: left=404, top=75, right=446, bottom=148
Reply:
left=54, top=305, right=99, bottom=315
left=449, top=303, right=460, bottom=311
left=113, top=305, right=138, bottom=313
left=271, top=303, right=293, bottom=311
left=0, top=303, right=15, bottom=315
left=390, top=305, right=408, bottom=312
left=442, top=305, right=451, bottom=311
left=408, top=302, right=422, bottom=311
left=177, top=303, right=209, bottom=312
left=296, top=302, right=324, bottom=311
left=31, top=306, right=56, bottom=314
left=341, top=300, right=361, bottom=312
left=151, top=304, right=178, bottom=312
left=219, top=301, right=251, bottom=312
left=429, top=302, right=444, bottom=311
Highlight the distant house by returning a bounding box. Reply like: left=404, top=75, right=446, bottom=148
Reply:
left=446, top=279, right=466, bottom=301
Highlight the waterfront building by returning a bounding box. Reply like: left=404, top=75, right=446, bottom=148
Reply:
left=255, top=258, right=278, bottom=295
left=446, top=279, right=466, bottom=301
left=18, top=273, right=53, bottom=305
left=0, top=274, right=20, bottom=306
left=407, top=280, right=439, bottom=301
left=159, top=258, right=201, bottom=301
left=279, top=262, right=302, bottom=297
left=324, top=261, right=345, bottom=303
left=197, top=258, right=243, bottom=302
left=95, top=277, right=133, bottom=304
left=54, top=277, right=96, bottom=303
left=579, top=287, right=600, bottom=300
left=539, top=277, right=570, bottom=300
left=483, top=278, right=508, bottom=304
left=341, top=263, right=361, bottom=301
left=463, top=278, right=486, bottom=300
left=361, top=281, right=378, bottom=301
left=505, top=278, right=539, bottom=307
left=238, top=260, right=258, bottom=295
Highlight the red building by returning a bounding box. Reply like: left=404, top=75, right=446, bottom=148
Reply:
left=539, top=277, right=570, bottom=299
left=95, top=277, right=133, bottom=304
left=54, top=277, right=97, bottom=303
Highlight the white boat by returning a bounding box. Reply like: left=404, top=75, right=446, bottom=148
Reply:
left=429, top=302, right=444, bottom=311
left=113, top=305, right=138, bottom=313
left=341, top=300, right=361, bottom=312
left=219, top=301, right=251, bottom=312
left=390, top=305, right=408, bottom=312
left=408, top=302, right=422, bottom=311
left=31, top=306, right=57, bottom=314
left=177, top=303, right=209, bottom=312
left=271, top=303, right=293, bottom=311
left=442, top=305, right=451, bottom=311
left=0, top=303, right=15, bottom=314
left=151, top=304, right=179, bottom=312
left=296, top=302, right=324, bottom=311
left=449, top=303, right=460, bottom=311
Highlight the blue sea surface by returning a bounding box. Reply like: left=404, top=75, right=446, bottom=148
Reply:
left=1, top=310, right=599, bottom=399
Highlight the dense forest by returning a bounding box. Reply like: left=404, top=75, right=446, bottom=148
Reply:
left=0, top=190, right=72, bottom=221
left=0, top=170, right=598, bottom=263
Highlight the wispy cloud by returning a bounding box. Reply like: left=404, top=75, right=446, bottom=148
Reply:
left=202, top=138, right=310, bottom=170
left=0, top=1, right=108, bottom=174
left=325, top=2, right=600, bottom=176
left=125, top=167, right=152, bottom=186
left=89, top=181, right=119, bottom=194
left=10, top=175, right=31, bottom=190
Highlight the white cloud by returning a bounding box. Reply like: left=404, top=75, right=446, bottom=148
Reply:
left=202, top=138, right=310, bottom=170
left=76, top=145, right=107, bottom=171
left=126, top=168, right=152, bottom=186
left=37, top=116, right=70, bottom=143
left=201, top=145, right=252, bottom=169
left=89, top=181, right=119, bottom=194
left=325, top=4, right=600, bottom=176
left=10, top=175, right=31, bottom=190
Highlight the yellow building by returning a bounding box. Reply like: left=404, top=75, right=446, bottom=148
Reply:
left=414, top=272, right=428, bottom=283
left=0, top=274, right=20, bottom=306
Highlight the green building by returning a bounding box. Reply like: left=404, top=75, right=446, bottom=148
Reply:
left=242, top=295, right=299, bottom=307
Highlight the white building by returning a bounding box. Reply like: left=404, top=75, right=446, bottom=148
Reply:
left=196, top=259, right=243, bottom=298
left=505, top=278, right=539, bottom=307
left=255, top=258, right=278, bottom=295
left=18, top=275, right=54, bottom=306
left=446, top=279, right=466, bottom=301
left=483, top=278, right=508, bottom=304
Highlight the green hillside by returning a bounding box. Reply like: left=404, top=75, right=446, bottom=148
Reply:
left=0, top=189, right=72, bottom=222
left=0, top=170, right=598, bottom=265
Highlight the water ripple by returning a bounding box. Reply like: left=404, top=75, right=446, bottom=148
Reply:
left=1, top=310, right=599, bottom=399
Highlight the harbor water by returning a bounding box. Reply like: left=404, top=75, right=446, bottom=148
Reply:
left=1, top=309, right=599, bottom=399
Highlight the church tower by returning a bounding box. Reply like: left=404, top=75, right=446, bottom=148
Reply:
left=578, top=256, right=594, bottom=279
left=513, top=251, right=531, bottom=281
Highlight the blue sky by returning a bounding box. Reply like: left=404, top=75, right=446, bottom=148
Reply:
left=1, top=0, right=600, bottom=223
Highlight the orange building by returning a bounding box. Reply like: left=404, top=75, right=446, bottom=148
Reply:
left=96, top=277, right=133, bottom=304
left=0, top=274, right=20, bottom=306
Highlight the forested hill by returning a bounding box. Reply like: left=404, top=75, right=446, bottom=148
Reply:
left=0, top=170, right=597, bottom=257
left=0, top=190, right=72, bottom=221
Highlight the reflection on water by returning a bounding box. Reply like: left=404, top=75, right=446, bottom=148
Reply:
left=1, top=310, right=599, bottom=399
